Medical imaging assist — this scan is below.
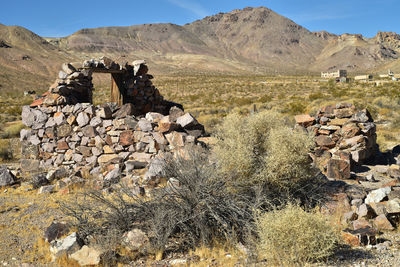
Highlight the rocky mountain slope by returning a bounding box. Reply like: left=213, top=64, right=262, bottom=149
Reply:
left=1, top=6, right=400, bottom=93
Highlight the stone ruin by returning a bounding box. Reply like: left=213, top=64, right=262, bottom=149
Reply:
left=295, top=103, right=377, bottom=180
left=20, top=58, right=205, bottom=191
left=31, top=57, right=174, bottom=116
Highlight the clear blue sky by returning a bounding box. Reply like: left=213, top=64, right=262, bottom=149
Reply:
left=0, top=0, right=398, bottom=38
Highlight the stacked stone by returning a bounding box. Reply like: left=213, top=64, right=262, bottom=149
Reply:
left=123, top=60, right=165, bottom=115
left=82, top=56, right=121, bottom=70
left=30, top=63, right=94, bottom=107
left=20, top=103, right=205, bottom=188
left=295, top=103, right=377, bottom=180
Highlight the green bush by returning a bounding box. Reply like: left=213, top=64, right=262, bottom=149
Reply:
left=256, top=204, right=338, bottom=265
left=214, top=110, right=315, bottom=190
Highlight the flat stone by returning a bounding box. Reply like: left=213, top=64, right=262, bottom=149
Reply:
left=120, top=130, right=134, bottom=146
left=334, top=108, right=355, bottom=118
left=365, top=187, right=391, bottom=204
left=81, top=126, right=97, bottom=138
left=98, top=154, right=119, bottom=164
left=145, top=112, right=164, bottom=122
left=176, top=113, right=198, bottom=129
left=165, top=131, right=187, bottom=148
left=115, top=103, right=135, bottom=118
left=57, top=141, right=69, bottom=150
left=294, top=114, right=315, bottom=127
left=315, top=135, right=335, bottom=148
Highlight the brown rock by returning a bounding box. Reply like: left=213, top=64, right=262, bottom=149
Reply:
left=57, top=124, right=72, bottom=138
left=341, top=123, right=361, bottom=138
left=120, top=130, right=134, bottom=146
left=294, top=114, right=315, bottom=127
left=315, top=135, right=335, bottom=148
left=342, top=231, right=360, bottom=247
left=98, top=154, right=119, bottom=164
left=57, top=141, right=69, bottom=150
left=353, top=218, right=372, bottom=230
left=327, top=159, right=351, bottom=179
left=158, top=122, right=178, bottom=133
left=328, top=118, right=349, bottom=126
left=374, top=214, right=394, bottom=231
left=334, top=108, right=355, bottom=118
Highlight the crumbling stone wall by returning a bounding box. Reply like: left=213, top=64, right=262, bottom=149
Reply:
left=295, top=103, right=377, bottom=179
left=20, top=58, right=205, bottom=189
left=31, top=57, right=171, bottom=116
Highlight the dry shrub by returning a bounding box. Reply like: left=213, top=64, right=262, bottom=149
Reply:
left=214, top=110, right=316, bottom=190
left=256, top=203, right=339, bottom=266
left=0, top=139, right=12, bottom=161
left=0, top=122, right=25, bottom=138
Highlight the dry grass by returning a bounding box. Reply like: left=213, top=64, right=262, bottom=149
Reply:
left=256, top=203, right=339, bottom=266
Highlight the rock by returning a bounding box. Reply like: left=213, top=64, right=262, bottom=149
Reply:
left=365, top=187, right=391, bottom=204
left=315, top=135, right=335, bottom=148
left=104, top=168, right=121, bottom=186
left=123, top=229, right=149, bottom=251
left=89, top=116, right=102, bottom=127
left=20, top=159, right=40, bottom=172
left=383, top=199, right=400, bottom=214
left=81, top=126, right=97, bottom=137
left=144, top=157, right=166, bottom=184
left=357, top=204, right=376, bottom=219
left=31, top=173, right=49, bottom=189
left=342, top=227, right=377, bottom=246
left=38, top=185, right=55, bottom=194
left=176, top=113, right=198, bottom=129
left=44, top=222, right=69, bottom=243
left=137, top=119, right=153, bottom=132
left=114, top=103, right=135, bottom=118
left=165, top=131, right=187, bottom=148
left=57, top=124, right=72, bottom=137
left=334, top=108, right=354, bottom=118
left=120, top=130, right=134, bottom=146
left=327, top=159, right=351, bottom=179
left=57, top=141, right=69, bottom=150
left=351, top=110, right=371, bottom=123
left=342, top=231, right=361, bottom=247
left=353, top=218, right=372, bottom=230
left=97, top=106, right=112, bottom=119
left=0, top=165, right=16, bottom=187
left=61, top=63, right=77, bottom=75
left=46, top=168, right=68, bottom=182
left=50, top=232, right=82, bottom=258
left=342, top=211, right=358, bottom=225
left=76, top=112, right=90, bottom=127
left=145, top=112, right=164, bottom=122
left=98, top=154, right=120, bottom=164
left=374, top=214, right=394, bottom=231
left=294, top=114, right=315, bottom=127
left=70, top=246, right=102, bottom=266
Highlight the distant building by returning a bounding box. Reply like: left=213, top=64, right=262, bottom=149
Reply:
left=321, top=70, right=347, bottom=79
left=354, top=74, right=373, bottom=81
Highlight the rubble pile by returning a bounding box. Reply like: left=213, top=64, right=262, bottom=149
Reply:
left=296, top=103, right=377, bottom=179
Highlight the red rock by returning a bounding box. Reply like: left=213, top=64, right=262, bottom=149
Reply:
left=294, top=114, right=315, bottom=127
left=342, top=231, right=360, bottom=247
left=30, top=98, right=44, bottom=107
left=120, top=130, right=134, bottom=146
left=158, top=122, right=178, bottom=133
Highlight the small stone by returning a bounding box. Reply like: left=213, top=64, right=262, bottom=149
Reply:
left=120, top=130, right=134, bottom=146
left=145, top=112, right=164, bottom=122
left=90, top=117, right=102, bottom=127
left=327, top=159, right=351, bottom=180
left=169, top=106, right=185, bottom=122
left=44, top=222, right=69, bottom=243
left=76, top=112, right=90, bottom=127
left=123, top=229, right=149, bottom=251
left=137, top=119, right=153, bottom=132
left=315, top=135, right=335, bottom=148
left=114, top=103, right=135, bottom=118
left=38, top=185, right=55, bottom=194
left=357, top=204, right=376, bottom=219
left=70, top=246, right=102, bottom=266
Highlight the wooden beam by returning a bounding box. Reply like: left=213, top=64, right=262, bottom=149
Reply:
left=111, top=73, right=124, bottom=106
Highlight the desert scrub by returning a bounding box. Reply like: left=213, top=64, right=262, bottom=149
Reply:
left=256, top=204, right=339, bottom=266
left=0, top=139, right=12, bottom=161
left=214, top=110, right=316, bottom=190
left=0, top=121, right=25, bottom=138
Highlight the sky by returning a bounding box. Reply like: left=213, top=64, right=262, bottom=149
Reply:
left=0, top=0, right=398, bottom=38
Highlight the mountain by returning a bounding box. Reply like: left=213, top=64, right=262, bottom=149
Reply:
left=1, top=6, right=400, bottom=93
left=0, top=24, right=75, bottom=93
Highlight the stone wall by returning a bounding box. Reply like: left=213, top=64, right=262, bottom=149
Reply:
left=31, top=57, right=172, bottom=116
left=20, top=58, right=205, bottom=189
left=295, top=103, right=377, bottom=179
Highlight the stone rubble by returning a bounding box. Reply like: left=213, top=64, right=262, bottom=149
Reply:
left=296, top=103, right=377, bottom=180
left=0, top=165, right=16, bottom=187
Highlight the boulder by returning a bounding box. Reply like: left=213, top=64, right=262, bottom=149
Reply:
left=0, top=165, right=16, bottom=187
